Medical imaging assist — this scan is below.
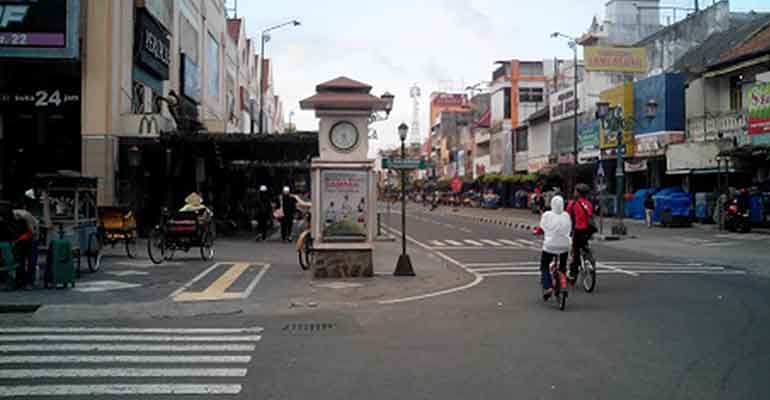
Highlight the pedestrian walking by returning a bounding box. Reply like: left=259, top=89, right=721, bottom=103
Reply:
left=255, top=186, right=271, bottom=241
left=278, top=186, right=298, bottom=242
left=644, top=193, right=655, bottom=228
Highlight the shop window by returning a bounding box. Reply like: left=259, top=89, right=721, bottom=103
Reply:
left=504, top=88, right=511, bottom=119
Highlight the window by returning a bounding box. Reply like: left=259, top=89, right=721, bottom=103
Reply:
left=180, top=16, right=199, bottom=63
left=207, top=32, right=220, bottom=101
left=730, top=75, right=743, bottom=111
left=504, top=88, right=511, bottom=120
left=520, top=87, right=544, bottom=103
left=515, top=128, right=528, bottom=152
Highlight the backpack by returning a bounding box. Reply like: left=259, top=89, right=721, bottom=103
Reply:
left=572, top=199, right=598, bottom=235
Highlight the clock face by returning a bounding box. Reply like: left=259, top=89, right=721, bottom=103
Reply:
left=330, top=121, right=359, bottom=151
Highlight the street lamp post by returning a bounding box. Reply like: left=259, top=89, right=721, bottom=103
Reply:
left=258, top=20, right=300, bottom=135
left=551, top=32, right=580, bottom=193
left=395, top=123, right=416, bottom=276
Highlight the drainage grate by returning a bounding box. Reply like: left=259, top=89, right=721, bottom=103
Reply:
left=0, top=305, right=41, bottom=314
left=282, top=323, right=335, bottom=333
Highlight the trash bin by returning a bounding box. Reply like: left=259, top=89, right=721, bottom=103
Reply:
left=45, top=239, right=76, bottom=288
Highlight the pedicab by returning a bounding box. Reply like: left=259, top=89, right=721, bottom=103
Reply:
left=34, top=172, right=104, bottom=277
left=147, top=193, right=215, bottom=264
left=97, top=206, right=138, bottom=258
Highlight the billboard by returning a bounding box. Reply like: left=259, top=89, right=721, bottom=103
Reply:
left=431, top=93, right=466, bottom=108
left=0, top=0, right=79, bottom=59
left=585, top=46, right=647, bottom=73
left=749, top=82, right=770, bottom=135
left=599, top=83, right=635, bottom=158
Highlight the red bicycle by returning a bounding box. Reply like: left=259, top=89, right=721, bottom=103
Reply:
left=534, top=228, right=568, bottom=311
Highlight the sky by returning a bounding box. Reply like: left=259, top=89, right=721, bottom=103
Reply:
left=235, top=0, right=770, bottom=156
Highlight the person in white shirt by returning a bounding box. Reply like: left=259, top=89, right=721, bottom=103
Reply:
left=538, top=195, right=572, bottom=300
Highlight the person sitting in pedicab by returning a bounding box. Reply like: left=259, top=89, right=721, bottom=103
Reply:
left=178, top=192, right=213, bottom=225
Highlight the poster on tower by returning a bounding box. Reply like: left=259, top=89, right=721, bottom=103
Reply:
left=320, top=170, right=369, bottom=241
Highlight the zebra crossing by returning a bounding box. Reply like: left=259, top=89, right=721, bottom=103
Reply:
left=427, top=238, right=540, bottom=250
left=463, top=261, right=746, bottom=278
left=0, top=326, right=263, bottom=397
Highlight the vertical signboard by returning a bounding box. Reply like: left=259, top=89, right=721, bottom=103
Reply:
left=0, top=0, right=80, bottom=59
left=749, top=82, right=770, bottom=136
left=321, top=170, right=369, bottom=241
left=599, top=82, right=635, bottom=157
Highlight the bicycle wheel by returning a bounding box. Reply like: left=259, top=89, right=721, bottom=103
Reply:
left=87, top=232, right=104, bottom=272
left=581, top=250, right=597, bottom=293
left=200, top=230, right=215, bottom=261
left=147, top=228, right=166, bottom=265
left=125, top=230, right=138, bottom=259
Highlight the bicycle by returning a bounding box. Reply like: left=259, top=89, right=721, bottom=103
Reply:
left=574, top=241, right=597, bottom=293
left=534, top=228, right=568, bottom=311
left=296, top=212, right=313, bottom=271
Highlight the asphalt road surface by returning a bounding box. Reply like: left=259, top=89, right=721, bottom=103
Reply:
left=1, top=209, right=769, bottom=399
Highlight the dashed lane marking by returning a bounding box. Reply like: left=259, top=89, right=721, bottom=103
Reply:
left=0, top=384, right=242, bottom=397
left=463, top=239, right=484, bottom=247
left=480, top=240, right=504, bottom=247
left=498, top=239, right=525, bottom=247
left=0, top=344, right=257, bottom=353
left=0, top=355, right=252, bottom=364
left=445, top=240, right=464, bottom=246
left=429, top=240, right=447, bottom=247
left=0, top=368, right=248, bottom=378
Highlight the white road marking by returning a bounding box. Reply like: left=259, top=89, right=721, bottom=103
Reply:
left=473, top=267, right=539, bottom=273
left=114, top=261, right=183, bottom=268
left=466, top=262, right=539, bottom=268
left=0, top=344, right=257, bottom=352
left=429, top=240, right=447, bottom=247
left=432, top=246, right=532, bottom=251
left=445, top=240, right=464, bottom=246
left=480, top=239, right=504, bottom=247
left=481, top=272, right=540, bottom=277
left=463, top=239, right=484, bottom=246
left=517, top=239, right=538, bottom=247
left=702, top=242, right=736, bottom=247
left=0, top=355, right=252, bottom=364
left=0, top=327, right=263, bottom=334
left=634, top=270, right=746, bottom=275
left=597, top=263, right=639, bottom=277
left=0, top=384, right=242, bottom=397
left=459, top=228, right=473, bottom=233
left=168, top=263, right=223, bottom=299
left=0, top=335, right=262, bottom=342
left=72, top=281, right=141, bottom=293
left=106, top=270, right=149, bottom=277
left=241, top=263, right=271, bottom=299
left=498, top=239, right=525, bottom=247
left=443, top=224, right=456, bottom=229
left=0, top=368, right=248, bottom=378
left=380, top=226, right=484, bottom=304
left=599, top=262, right=704, bottom=266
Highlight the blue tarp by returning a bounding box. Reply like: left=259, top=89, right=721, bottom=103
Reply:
left=626, top=188, right=659, bottom=220
left=653, top=187, right=693, bottom=222
left=750, top=195, right=764, bottom=224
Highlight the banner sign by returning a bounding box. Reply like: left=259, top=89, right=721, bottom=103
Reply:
left=321, top=170, right=369, bottom=241
left=0, top=0, right=79, bottom=58
left=431, top=93, right=466, bottom=108
left=749, top=82, right=770, bottom=135
left=135, top=8, right=170, bottom=80
left=585, top=46, right=647, bottom=73
left=578, top=120, right=600, bottom=151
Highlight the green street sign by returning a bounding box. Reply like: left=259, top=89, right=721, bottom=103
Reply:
left=382, top=158, right=425, bottom=170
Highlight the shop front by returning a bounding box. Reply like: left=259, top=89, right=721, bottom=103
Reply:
left=0, top=0, right=81, bottom=201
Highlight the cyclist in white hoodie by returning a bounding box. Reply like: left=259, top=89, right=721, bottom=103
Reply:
left=538, top=195, right=572, bottom=300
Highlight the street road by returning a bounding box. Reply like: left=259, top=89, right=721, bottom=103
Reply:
left=1, top=209, right=769, bottom=399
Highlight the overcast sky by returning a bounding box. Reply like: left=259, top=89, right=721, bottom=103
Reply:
left=236, top=0, right=770, bottom=155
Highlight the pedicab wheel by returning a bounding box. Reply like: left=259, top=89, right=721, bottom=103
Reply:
left=125, top=230, right=138, bottom=259
left=147, top=228, right=166, bottom=265
left=87, top=232, right=104, bottom=273
left=200, top=231, right=215, bottom=261
left=581, top=252, right=597, bottom=293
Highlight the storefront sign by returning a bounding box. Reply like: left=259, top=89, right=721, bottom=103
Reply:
left=550, top=87, right=581, bottom=122
left=578, top=120, right=599, bottom=151
left=0, top=89, right=79, bottom=108
left=134, top=8, right=170, bottom=80
left=0, top=0, right=79, bottom=59
left=180, top=53, right=201, bottom=103
left=634, top=132, right=685, bottom=157
left=585, top=46, right=647, bottom=73
left=321, top=170, right=369, bottom=241
left=749, top=82, right=770, bottom=135
left=528, top=156, right=550, bottom=173
left=624, top=160, right=647, bottom=172
left=599, top=83, right=635, bottom=157
left=431, top=93, right=466, bottom=108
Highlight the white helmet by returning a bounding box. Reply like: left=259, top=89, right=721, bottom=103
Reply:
left=259, top=185, right=267, bottom=192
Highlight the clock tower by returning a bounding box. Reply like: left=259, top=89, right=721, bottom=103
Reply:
left=299, top=77, right=393, bottom=278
